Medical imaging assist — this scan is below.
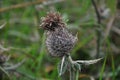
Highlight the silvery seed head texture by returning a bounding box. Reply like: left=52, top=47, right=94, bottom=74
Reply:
left=40, top=12, right=77, bottom=57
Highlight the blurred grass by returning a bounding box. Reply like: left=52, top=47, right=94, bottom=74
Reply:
left=0, top=0, right=119, bottom=80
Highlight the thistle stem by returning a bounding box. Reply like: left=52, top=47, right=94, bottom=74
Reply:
left=59, top=55, right=66, bottom=76
left=68, top=56, right=74, bottom=64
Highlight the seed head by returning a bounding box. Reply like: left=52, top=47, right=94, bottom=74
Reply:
left=40, top=12, right=65, bottom=31
left=40, top=12, right=77, bottom=57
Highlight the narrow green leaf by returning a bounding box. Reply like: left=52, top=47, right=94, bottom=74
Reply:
left=99, top=55, right=107, bottom=80
left=76, top=58, right=103, bottom=65
left=106, top=39, right=115, bottom=80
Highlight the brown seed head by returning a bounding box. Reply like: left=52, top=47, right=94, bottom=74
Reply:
left=40, top=12, right=65, bottom=31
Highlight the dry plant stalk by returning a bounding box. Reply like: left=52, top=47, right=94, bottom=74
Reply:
left=0, top=0, right=44, bottom=13
left=40, top=12, right=102, bottom=80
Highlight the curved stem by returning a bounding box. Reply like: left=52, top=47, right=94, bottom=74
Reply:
left=59, top=55, right=66, bottom=76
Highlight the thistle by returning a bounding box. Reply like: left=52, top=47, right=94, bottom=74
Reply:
left=40, top=12, right=77, bottom=57
left=40, top=12, right=102, bottom=80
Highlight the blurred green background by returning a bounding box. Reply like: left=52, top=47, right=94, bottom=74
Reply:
left=0, top=0, right=120, bottom=80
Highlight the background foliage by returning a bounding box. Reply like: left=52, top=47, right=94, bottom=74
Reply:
left=0, top=0, right=120, bottom=80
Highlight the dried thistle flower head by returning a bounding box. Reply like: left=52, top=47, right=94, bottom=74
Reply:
left=40, top=12, right=77, bottom=57
left=40, top=12, right=65, bottom=31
